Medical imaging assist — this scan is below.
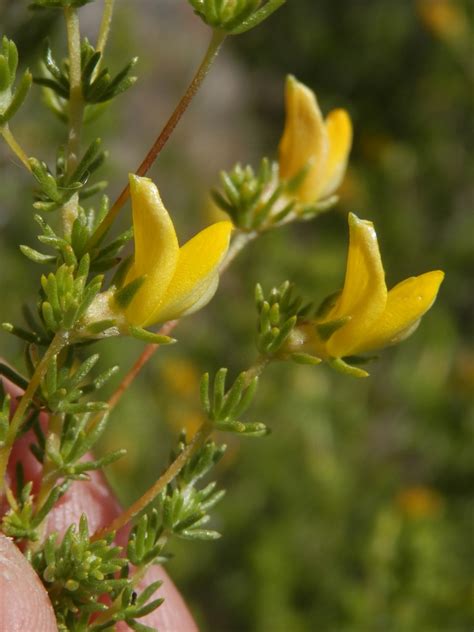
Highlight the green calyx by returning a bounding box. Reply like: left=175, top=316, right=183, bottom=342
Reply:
left=187, top=0, right=286, bottom=34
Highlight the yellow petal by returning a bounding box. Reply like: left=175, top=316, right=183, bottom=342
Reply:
left=352, top=270, right=445, bottom=353
left=124, top=175, right=179, bottom=326
left=325, top=213, right=387, bottom=357
left=144, top=221, right=232, bottom=325
left=278, top=75, right=328, bottom=204
left=319, top=109, right=353, bottom=199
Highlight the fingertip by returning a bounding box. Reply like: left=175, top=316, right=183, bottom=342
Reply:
left=0, top=534, right=57, bottom=632
left=116, top=563, right=199, bottom=632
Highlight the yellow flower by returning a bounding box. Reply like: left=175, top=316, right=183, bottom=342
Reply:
left=298, top=213, right=444, bottom=371
left=123, top=175, right=232, bottom=327
left=396, top=486, right=443, bottom=519
left=417, top=0, right=468, bottom=42
left=278, top=75, right=353, bottom=204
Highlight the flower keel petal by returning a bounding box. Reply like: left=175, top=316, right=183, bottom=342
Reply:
left=145, top=221, right=232, bottom=325
left=353, top=270, right=445, bottom=353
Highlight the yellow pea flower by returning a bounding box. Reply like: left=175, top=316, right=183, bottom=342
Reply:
left=279, top=75, right=353, bottom=204
left=298, top=213, right=444, bottom=372
left=396, top=486, right=443, bottom=520
left=122, top=175, right=232, bottom=327
left=417, top=0, right=468, bottom=43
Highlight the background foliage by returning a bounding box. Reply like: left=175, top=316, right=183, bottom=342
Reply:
left=0, top=0, right=472, bottom=629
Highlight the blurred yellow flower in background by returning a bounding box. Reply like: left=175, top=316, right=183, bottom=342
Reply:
left=279, top=75, right=352, bottom=204
left=417, top=0, right=468, bottom=42
left=396, top=486, right=443, bottom=519
left=123, top=175, right=233, bottom=327
left=298, top=213, right=444, bottom=370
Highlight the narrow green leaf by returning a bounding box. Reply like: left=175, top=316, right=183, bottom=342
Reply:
left=128, top=326, right=176, bottom=345
left=220, top=372, right=246, bottom=420
left=212, top=368, right=227, bottom=417
left=328, top=357, right=369, bottom=378
left=200, top=372, right=210, bottom=414
left=291, top=352, right=322, bottom=365
left=2, top=70, right=32, bottom=122
left=20, top=245, right=56, bottom=264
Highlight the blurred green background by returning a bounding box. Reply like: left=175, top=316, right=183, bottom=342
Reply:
left=1, top=0, right=473, bottom=630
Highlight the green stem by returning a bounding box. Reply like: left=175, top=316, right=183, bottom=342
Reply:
left=220, top=230, right=257, bottom=272
left=92, top=422, right=213, bottom=541
left=107, top=321, right=177, bottom=412
left=35, top=412, right=64, bottom=511
left=243, top=356, right=269, bottom=385
left=64, top=6, right=83, bottom=176
left=25, top=411, right=64, bottom=556
left=0, top=332, right=67, bottom=496
left=87, top=28, right=226, bottom=250
left=93, top=357, right=269, bottom=541
left=96, top=0, right=115, bottom=58
left=0, top=124, right=31, bottom=171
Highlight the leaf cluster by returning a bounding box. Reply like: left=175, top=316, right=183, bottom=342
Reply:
left=1, top=349, right=124, bottom=541
left=200, top=367, right=268, bottom=436
left=255, top=281, right=319, bottom=363
left=91, top=579, right=164, bottom=632
left=29, top=139, right=107, bottom=212
left=162, top=438, right=227, bottom=540
left=213, top=159, right=287, bottom=230
left=4, top=205, right=134, bottom=344
left=40, top=352, right=117, bottom=414
left=26, top=512, right=165, bottom=631
left=2, top=466, right=69, bottom=541
left=35, top=39, right=137, bottom=120
left=37, top=256, right=103, bottom=334
left=24, top=199, right=131, bottom=271
left=32, top=515, right=128, bottom=629
left=213, top=157, right=339, bottom=231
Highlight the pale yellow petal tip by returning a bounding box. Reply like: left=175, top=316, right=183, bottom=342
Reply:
left=418, top=269, right=445, bottom=304
left=285, top=74, right=318, bottom=106
left=128, top=173, right=153, bottom=191
left=431, top=269, right=445, bottom=285
left=284, top=75, right=320, bottom=118
left=348, top=212, right=375, bottom=233
left=285, top=74, right=299, bottom=92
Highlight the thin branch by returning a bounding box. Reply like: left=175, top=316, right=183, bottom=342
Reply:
left=64, top=6, right=84, bottom=176
left=92, top=422, right=213, bottom=540
left=96, top=0, right=116, bottom=57
left=107, top=320, right=177, bottom=411
left=87, top=29, right=226, bottom=250
left=0, top=332, right=67, bottom=495
left=0, top=124, right=31, bottom=171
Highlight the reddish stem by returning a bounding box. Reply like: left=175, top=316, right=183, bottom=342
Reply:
left=87, top=30, right=226, bottom=251
left=108, top=320, right=177, bottom=411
